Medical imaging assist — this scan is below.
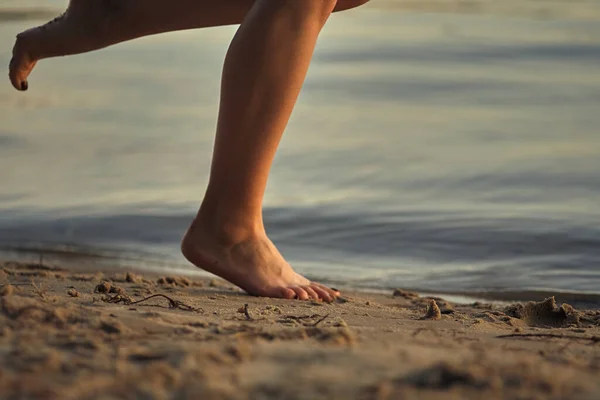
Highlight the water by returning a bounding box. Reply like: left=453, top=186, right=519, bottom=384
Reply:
left=1, top=1, right=600, bottom=297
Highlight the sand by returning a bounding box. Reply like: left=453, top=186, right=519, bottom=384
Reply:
left=0, top=261, right=599, bottom=400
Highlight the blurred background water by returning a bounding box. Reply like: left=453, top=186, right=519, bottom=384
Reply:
left=1, top=1, right=599, bottom=296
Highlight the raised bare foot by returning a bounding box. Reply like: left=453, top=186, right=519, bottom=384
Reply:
left=9, top=0, right=123, bottom=91
left=181, top=219, right=341, bottom=302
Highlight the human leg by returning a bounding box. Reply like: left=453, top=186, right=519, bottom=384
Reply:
left=181, top=0, right=341, bottom=301
left=9, top=0, right=369, bottom=91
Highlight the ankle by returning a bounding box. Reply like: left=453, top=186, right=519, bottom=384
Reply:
left=192, top=208, right=263, bottom=246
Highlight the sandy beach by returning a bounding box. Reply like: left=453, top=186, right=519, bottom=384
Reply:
left=0, top=260, right=598, bottom=399
left=1, top=0, right=600, bottom=398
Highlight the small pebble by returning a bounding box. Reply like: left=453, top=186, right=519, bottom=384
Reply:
left=421, top=299, right=442, bottom=320
left=125, top=272, right=141, bottom=283
left=0, top=284, right=14, bottom=296
left=95, top=281, right=112, bottom=294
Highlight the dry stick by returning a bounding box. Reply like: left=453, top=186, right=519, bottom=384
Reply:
left=311, top=314, right=330, bottom=327
left=30, top=279, right=46, bottom=299
left=279, top=314, right=330, bottom=327
left=557, top=340, right=572, bottom=354
left=243, top=304, right=252, bottom=320
left=496, top=333, right=600, bottom=343
left=105, top=293, right=203, bottom=313
left=282, top=314, right=321, bottom=322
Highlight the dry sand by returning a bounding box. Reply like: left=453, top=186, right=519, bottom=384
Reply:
left=0, top=260, right=599, bottom=400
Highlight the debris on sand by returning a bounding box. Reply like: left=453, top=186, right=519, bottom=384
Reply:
left=238, top=304, right=252, bottom=320
left=125, top=272, right=142, bottom=284
left=157, top=276, right=192, bottom=287
left=421, top=300, right=442, bottom=320
left=104, top=293, right=203, bottom=313
left=264, top=305, right=282, bottom=314
left=95, top=281, right=112, bottom=294
left=30, top=280, right=47, bottom=299
left=425, top=298, right=454, bottom=315
left=504, top=297, right=580, bottom=328
left=66, top=288, right=80, bottom=297
left=439, top=302, right=455, bottom=315
left=393, top=289, right=420, bottom=299
left=95, top=281, right=126, bottom=295
left=277, top=314, right=331, bottom=327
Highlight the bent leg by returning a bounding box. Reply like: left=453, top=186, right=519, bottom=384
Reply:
left=181, top=0, right=340, bottom=301
left=9, top=0, right=369, bottom=91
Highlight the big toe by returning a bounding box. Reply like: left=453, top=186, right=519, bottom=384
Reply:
left=9, top=39, right=34, bottom=91
left=9, top=58, right=31, bottom=91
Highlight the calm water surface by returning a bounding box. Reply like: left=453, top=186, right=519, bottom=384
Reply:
left=1, top=1, right=600, bottom=297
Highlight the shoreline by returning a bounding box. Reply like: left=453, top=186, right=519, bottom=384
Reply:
left=3, top=249, right=600, bottom=308
left=1, top=260, right=599, bottom=399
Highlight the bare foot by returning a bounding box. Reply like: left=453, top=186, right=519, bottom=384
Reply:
left=9, top=0, right=123, bottom=91
left=181, top=219, right=340, bottom=302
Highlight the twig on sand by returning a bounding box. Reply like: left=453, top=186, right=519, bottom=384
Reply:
left=496, top=333, right=600, bottom=343
left=237, top=304, right=253, bottom=320
left=311, top=314, right=330, bottom=327
left=279, top=314, right=330, bottom=327
left=104, top=293, right=203, bottom=313
left=238, top=304, right=269, bottom=322
left=30, top=279, right=46, bottom=299
left=243, top=304, right=252, bottom=320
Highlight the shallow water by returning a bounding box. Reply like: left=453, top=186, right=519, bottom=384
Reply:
left=1, top=1, right=600, bottom=297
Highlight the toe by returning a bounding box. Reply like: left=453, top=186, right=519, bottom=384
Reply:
left=311, top=285, right=333, bottom=303
left=9, top=34, right=38, bottom=91
left=280, top=287, right=297, bottom=299
left=9, top=52, right=31, bottom=91
left=301, top=285, right=320, bottom=301
left=314, top=283, right=340, bottom=298
left=290, top=286, right=310, bottom=301
left=266, top=287, right=296, bottom=299
left=8, top=57, right=22, bottom=91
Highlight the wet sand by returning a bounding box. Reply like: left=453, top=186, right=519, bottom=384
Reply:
left=0, top=260, right=598, bottom=399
